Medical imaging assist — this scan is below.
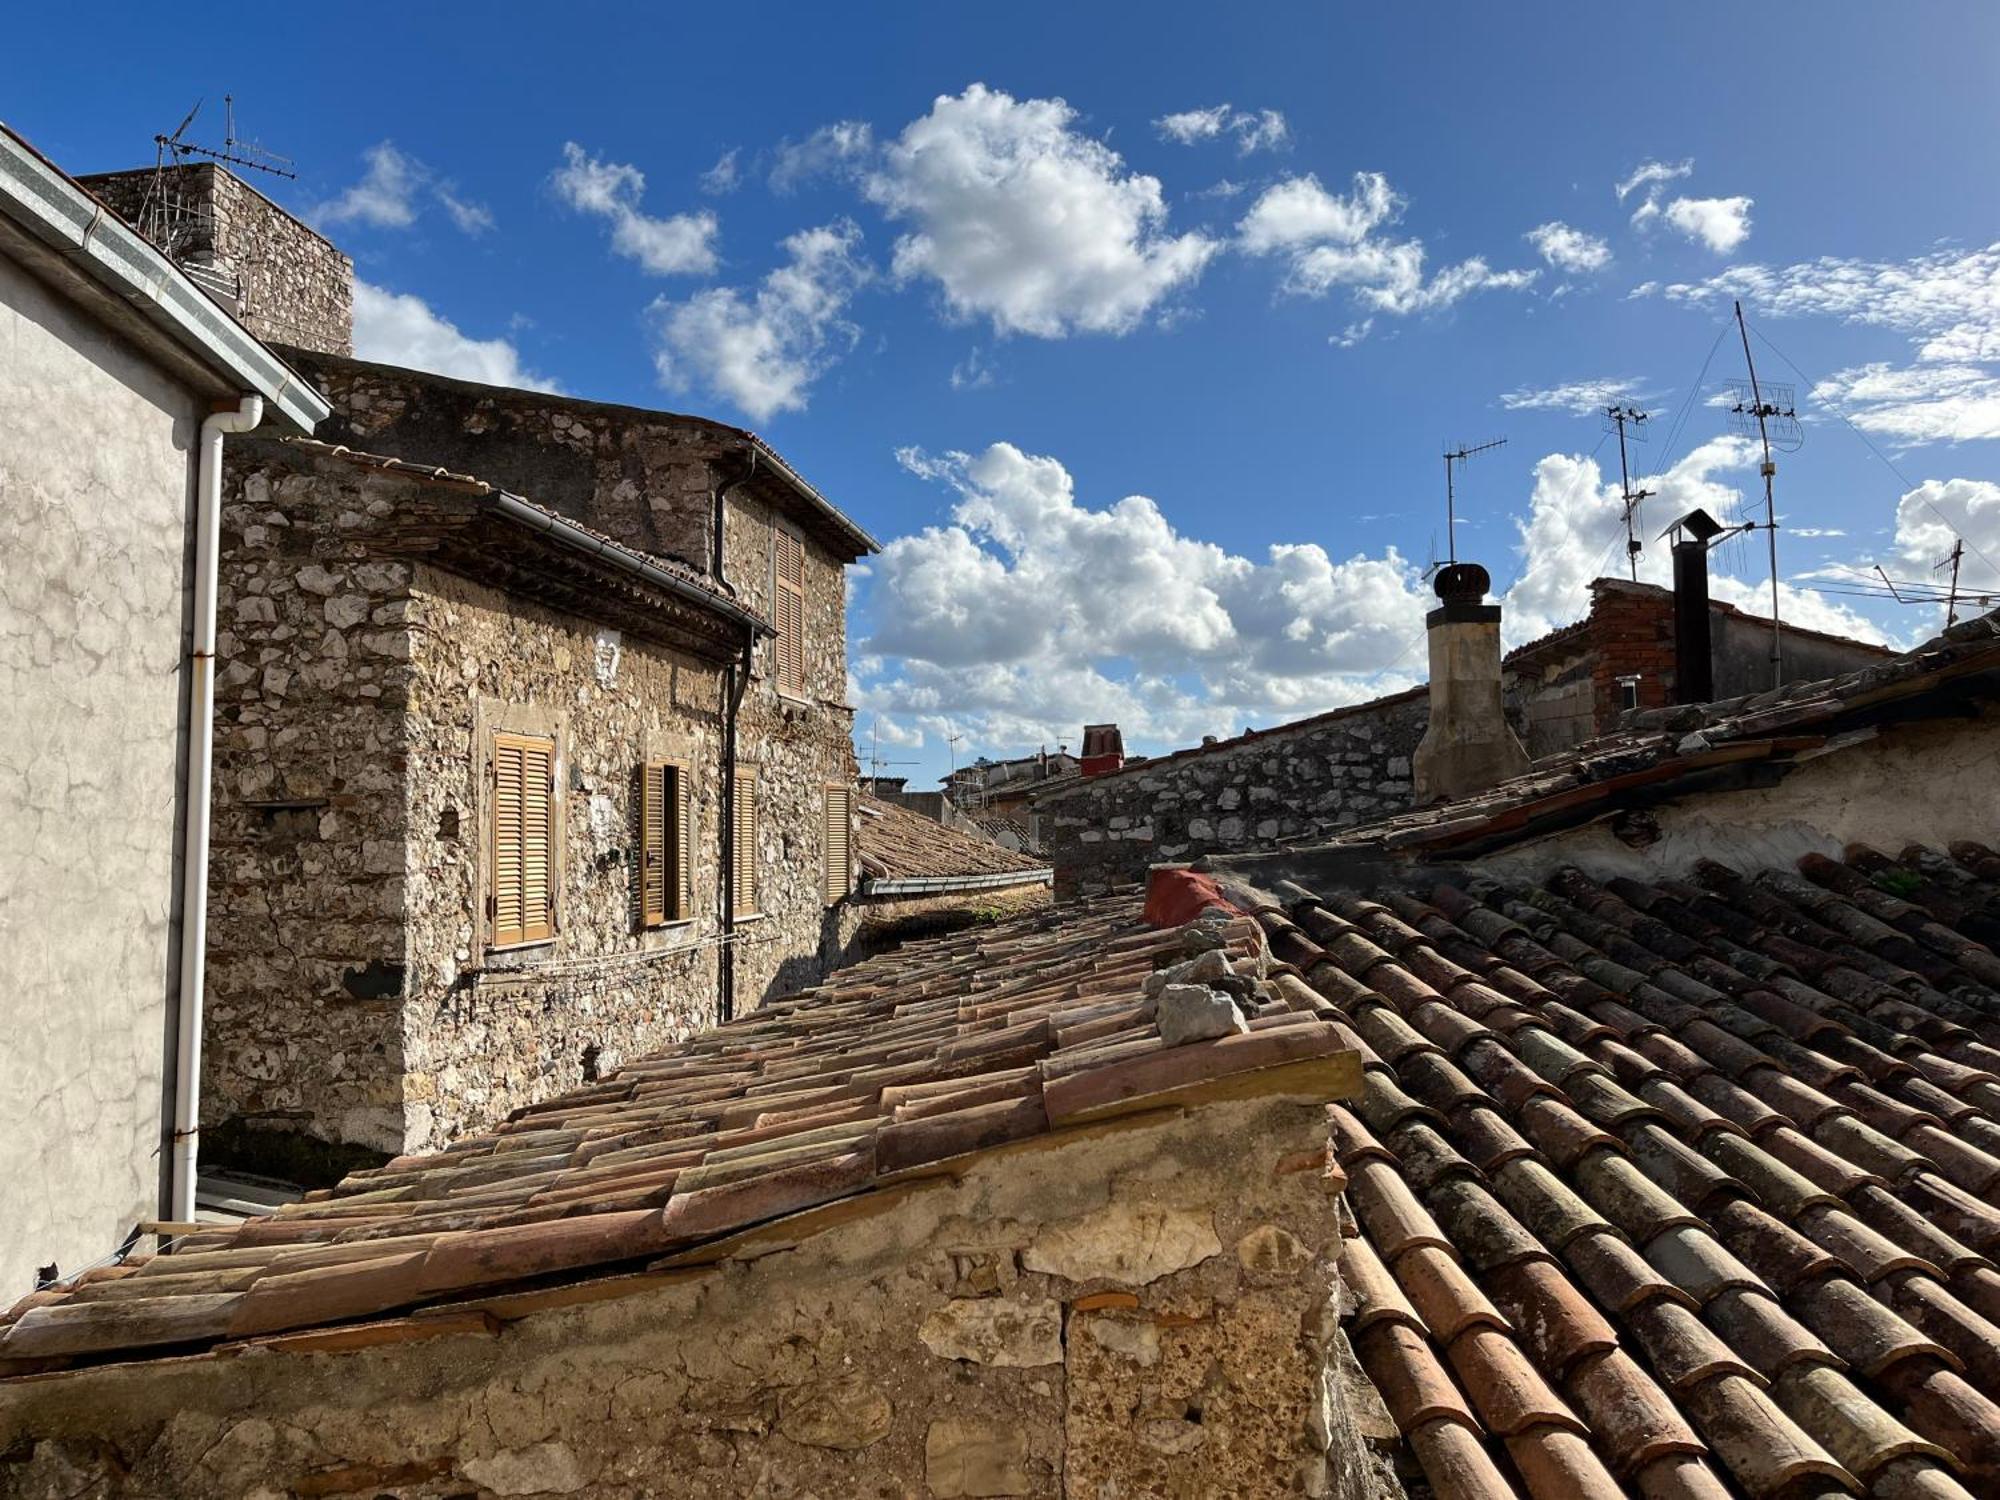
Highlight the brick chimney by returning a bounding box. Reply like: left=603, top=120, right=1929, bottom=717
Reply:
left=1080, top=723, right=1125, bottom=777
left=1667, top=508, right=1725, bottom=704
left=1413, top=563, right=1529, bottom=805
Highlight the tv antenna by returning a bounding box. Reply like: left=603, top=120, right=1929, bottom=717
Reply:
left=1441, top=438, right=1506, bottom=565
left=1605, top=405, right=1654, bottom=581
left=1729, top=300, right=1801, bottom=688
left=863, top=718, right=918, bottom=784
left=155, top=95, right=296, bottom=180
left=1937, top=538, right=1966, bottom=627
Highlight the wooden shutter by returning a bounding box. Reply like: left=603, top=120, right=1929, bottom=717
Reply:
left=732, top=766, right=759, bottom=915
left=492, top=731, right=555, bottom=947
left=822, top=784, right=852, bottom=904
left=640, top=762, right=694, bottom=926
left=775, top=528, right=806, bottom=698
left=639, top=761, right=669, bottom=927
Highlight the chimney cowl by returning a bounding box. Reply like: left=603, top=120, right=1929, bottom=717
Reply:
left=1412, top=557, right=1529, bottom=805
left=1428, top=561, right=1502, bottom=627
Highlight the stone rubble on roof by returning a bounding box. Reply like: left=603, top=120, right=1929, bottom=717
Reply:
left=1245, top=839, right=2000, bottom=1500
left=0, top=892, right=1354, bottom=1376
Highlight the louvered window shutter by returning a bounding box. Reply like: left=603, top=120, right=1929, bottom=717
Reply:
left=775, top=529, right=806, bottom=698
left=823, top=785, right=852, bottom=904
left=732, top=766, right=759, bottom=915
left=674, top=767, right=692, bottom=920
left=492, top=732, right=556, bottom=946
left=639, top=760, right=669, bottom=927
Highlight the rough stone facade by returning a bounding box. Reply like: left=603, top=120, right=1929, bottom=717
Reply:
left=1035, top=691, right=1429, bottom=900
left=76, top=164, right=354, bottom=356
left=0, top=1094, right=1398, bottom=1500
left=0, top=253, right=201, bottom=1296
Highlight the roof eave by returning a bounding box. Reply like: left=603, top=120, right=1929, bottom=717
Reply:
left=0, top=124, right=330, bottom=435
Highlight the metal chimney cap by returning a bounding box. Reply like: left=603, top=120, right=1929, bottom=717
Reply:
left=1433, top=562, right=1491, bottom=603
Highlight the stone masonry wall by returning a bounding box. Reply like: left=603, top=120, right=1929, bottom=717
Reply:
left=399, top=562, right=729, bottom=1152
left=1038, top=692, right=1429, bottom=900
left=77, top=165, right=354, bottom=356
left=0, top=1094, right=1398, bottom=1500
left=204, top=455, right=415, bottom=1168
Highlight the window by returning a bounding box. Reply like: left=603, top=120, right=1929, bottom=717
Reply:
left=731, top=765, right=760, bottom=916
left=491, top=731, right=556, bottom=947
left=823, top=784, right=853, bottom=905
left=773, top=526, right=806, bottom=698
left=639, top=761, right=692, bottom=926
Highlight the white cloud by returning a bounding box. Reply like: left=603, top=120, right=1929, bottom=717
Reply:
left=649, top=220, right=869, bottom=422
left=1812, top=363, right=2000, bottom=444
left=949, top=346, right=995, bottom=391
left=1154, top=104, right=1289, bottom=153
left=700, top=148, right=741, bottom=195
left=1500, top=378, right=1647, bottom=414
left=1239, top=172, right=1536, bottom=323
left=1615, top=159, right=1692, bottom=202
left=1502, top=435, right=1885, bottom=645
left=316, top=142, right=492, bottom=235
left=1661, top=195, right=1753, bottom=254
left=1890, top=478, right=2000, bottom=592
left=351, top=281, right=559, bottom=392
left=863, top=84, right=1220, bottom=338
left=769, top=121, right=876, bottom=192
left=551, top=142, right=718, bottom=276
left=1526, top=220, right=1610, bottom=274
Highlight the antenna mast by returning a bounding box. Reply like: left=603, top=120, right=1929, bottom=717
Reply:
left=1729, top=300, right=1801, bottom=689
left=1937, top=539, right=1966, bottom=628
left=1442, top=438, right=1507, bottom=566
left=1605, top=405, right=1654, bottom=580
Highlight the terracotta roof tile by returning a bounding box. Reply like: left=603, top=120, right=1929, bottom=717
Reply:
left=1, top=892, right=1358, bottom=1375
left=1255, top=841, right=2000, bottom=1500
left=854, top=794, right=1051, bottom=884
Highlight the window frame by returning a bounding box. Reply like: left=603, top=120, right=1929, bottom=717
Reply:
left=638, top=758, right=694, bottom=929
left=731, top=763, right=761, bottom=919
left=771, top=521, right=808, bottom=702
left=487, top=728, right=559, bottom=953
left=822, top=782, right=853, bottom=906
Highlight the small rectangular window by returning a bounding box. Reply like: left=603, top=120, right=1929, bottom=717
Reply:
left=491, top=731, right=556, bottom=947
left=732, top=765, right=760, bottom=916
left=639, top=761, right=691, bottom=926
left=774, top=527, right=806, bottom=698
left=823, top=783, right=853, bottom=905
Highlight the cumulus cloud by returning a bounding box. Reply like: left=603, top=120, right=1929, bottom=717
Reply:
left=552, top=142, right=718, bottom=276
left=1502, top=435, right=1885, bottom=646
left=853, top=441, right=1431, bottom=750
left=1661, top=195, right=1753, bottom=254
left=1889, top=478, right=2000, bottom=592
left=1811, top=363, right=2000, bottom=444
left=1238, top=172, right=1536, bottom=325
left=1154, top=104, right=1289, bottom=153
left=351, top=281, right=559, bottom=391
left=1615, top=159, right=1692, bottom=202
left=649, top=220, right=868, bottom=422
left=316, top=142, right=492, bottom=235
left=1526, top=220, right=1611, bottom=274
left=862, top=84, right=1220, bottom=338
left=769, top=121, right=875, bottom=192
left=1499, top=378, right=1648, bottom=414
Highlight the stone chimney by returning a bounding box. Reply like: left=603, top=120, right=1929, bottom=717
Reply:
left=1412, top=563, right=1529, bottom=805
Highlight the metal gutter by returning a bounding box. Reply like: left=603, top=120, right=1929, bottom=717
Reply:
left=746, top=435, right=881, bottom=556
left=0, top=121, right=329, bottom=434
left=490, top=489, right=774, bottom=639
left=861, top=868, right=1053, bottom=897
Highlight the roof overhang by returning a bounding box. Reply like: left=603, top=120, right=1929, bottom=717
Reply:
left=861, top=868, right=1054, bottom=897
left=0, top=122, right=329, bottom=434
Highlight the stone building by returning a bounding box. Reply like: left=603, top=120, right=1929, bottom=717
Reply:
left=0, top=123, right=328, bottom=1296
left=839, top=792, right=1054, bottom=957
left=75, top=162, right=354, bottom=356
left=1034, top=576, right=1894, bottom=899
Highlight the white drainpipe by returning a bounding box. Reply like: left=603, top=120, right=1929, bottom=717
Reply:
left=169, top=394, right=263, bottom=1225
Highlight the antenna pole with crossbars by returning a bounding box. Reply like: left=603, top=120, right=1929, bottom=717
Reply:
left=1937, top=538, right=1966, bottom=628
left=1606, top=405, right=1654, bottom=581
left=1442, top=438, right=1507, bottom=566
left=1734, top=300, right=1785, bottom=688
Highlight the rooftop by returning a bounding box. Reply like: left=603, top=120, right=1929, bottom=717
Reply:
left=0, top=894, right=1355, bottom=1376
left=857, top=793, right=1053, bottom=891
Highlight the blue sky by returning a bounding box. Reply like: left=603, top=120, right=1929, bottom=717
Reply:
left=12, top=4, right=2000, bottom=786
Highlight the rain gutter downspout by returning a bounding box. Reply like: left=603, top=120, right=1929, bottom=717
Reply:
left=715, top=452, right=755, bottom=1024
left=170, top=394, right=264, bottom=1224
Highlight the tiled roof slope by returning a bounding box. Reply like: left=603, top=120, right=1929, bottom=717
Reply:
left=1269, top=610, right=2000, bottom=862
left=1244, top=841, right=2000, bottom=1500
left=0, top=895, right=1357, bottom=1376
left=857, top=793, right=1051, bottom=883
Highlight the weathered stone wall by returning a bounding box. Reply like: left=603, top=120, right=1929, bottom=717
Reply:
left=723, top=486, right=862, bottom=1008
left=203, top=455, right=417, bottom=1169
left=0, top=255, right=199, bottom=1296
left=399, top=562, right=729, bottom=1151
left=0, top=1094, right=1394, bottom=1500
left=77, top=165, right=354, bottom=356
left=1036, top=692, right=1428, bottom=900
